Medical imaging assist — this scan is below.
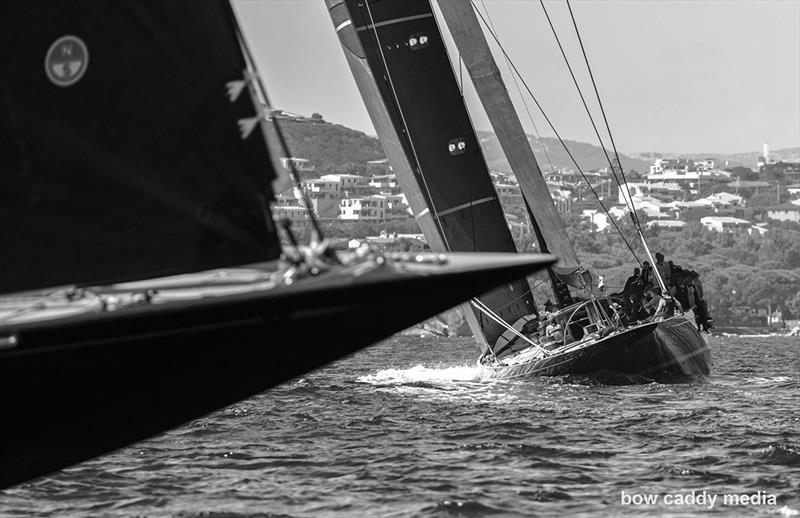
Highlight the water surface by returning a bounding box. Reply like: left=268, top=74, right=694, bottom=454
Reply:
left=2, top=335, right=798, bottom=517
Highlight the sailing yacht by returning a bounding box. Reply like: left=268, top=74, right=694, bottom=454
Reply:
left=327, top=0, right=710, bottom=380
left=0, top=0, right=555, bottom=488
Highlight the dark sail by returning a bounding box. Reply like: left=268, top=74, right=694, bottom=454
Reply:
left=328, top=0, right=537, bottom=352
left=0, top=1, right=281, bottom=294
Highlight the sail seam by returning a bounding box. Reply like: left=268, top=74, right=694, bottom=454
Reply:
left=435, top=195, right=496, bottom=218
left=355, top=13, right=433, bottom=31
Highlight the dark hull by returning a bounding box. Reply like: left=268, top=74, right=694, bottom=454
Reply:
left=483, top=315, right=710, bottom=380
left=0, top=253, right=553, bottom=488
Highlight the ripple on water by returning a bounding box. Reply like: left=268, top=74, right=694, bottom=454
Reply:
left=1, top=335, right=798, bottom=518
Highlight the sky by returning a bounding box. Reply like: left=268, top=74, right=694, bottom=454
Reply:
left=233, top=0, right=800, bottom=155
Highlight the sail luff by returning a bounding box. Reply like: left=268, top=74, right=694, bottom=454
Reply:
left=437, top=0, right=580, bottom=269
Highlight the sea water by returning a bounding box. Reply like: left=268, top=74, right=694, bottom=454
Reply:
left=1, top=335, right=798, bottom=517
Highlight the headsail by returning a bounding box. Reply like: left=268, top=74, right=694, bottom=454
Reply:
left=436, top=1, right=581, bottom=271
left=0, top=1, right=281, bottom=294
left=327, top=0, right=537, bottom=353
left=439, top=0, right=582, bottom=299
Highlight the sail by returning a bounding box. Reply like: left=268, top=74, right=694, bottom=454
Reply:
left=437, top=0, right=580, bottom=270
left=0, top=1, right=281, bottom=295
left=327, top=0, right=536, bottom=352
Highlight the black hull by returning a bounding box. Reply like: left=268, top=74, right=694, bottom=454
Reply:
left=0, top=253, right=553, bottom=488
left=483, top=315, right=710, bottom=380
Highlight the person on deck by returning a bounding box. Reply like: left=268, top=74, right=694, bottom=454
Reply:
left=655, top=253, right=672, bottom=293
left=545, top=316, right=564, bottom=343
left=623, top=267, right=645, bottom=315
left=641, top=261, right=654, bottom=290
left=628, top=295, right=650, bottom=324
left=643, top=288, right=662, bottom=317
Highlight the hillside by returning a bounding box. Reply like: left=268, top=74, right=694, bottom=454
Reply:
left=476, top=131, right=653, bottom=174
left=279, top=115, right=654, bottom=176
left=278, top=118, right=384, bottom=173
left=279, top=113, right=796, bottom=177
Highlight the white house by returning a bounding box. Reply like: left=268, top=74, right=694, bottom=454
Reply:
left=321, top=173, right=368, bottom=193
left=700, top=192, right=743, bottom=208
left=766, top=203, right=800, bottom=223
left=701, top=216, right=753, bottom=233
left=279, top=157, right=315, bottom=173
left=339, top=195, right=386, bottom=220
left=582, top=209, right=610, bottom=231
left=647, top=220, right=686, bottom=230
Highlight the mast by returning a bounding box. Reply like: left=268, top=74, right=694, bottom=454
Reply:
left=437, top=0, right=580, bottom=272
left=327, top=0, right=537, bottom=356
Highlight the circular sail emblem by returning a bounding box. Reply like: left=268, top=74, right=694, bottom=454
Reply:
left=45, top=35, right=89, bottom=87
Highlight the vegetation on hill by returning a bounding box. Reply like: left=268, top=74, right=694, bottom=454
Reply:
left=518, top=215, right=800, bottom=325
left=278, top=119, right=384, bottom=175
left=476, top=131, right=653, bottom=174
left=281, top=115, right=799, bottom=326
left=279, top=117, right=656, bottom=177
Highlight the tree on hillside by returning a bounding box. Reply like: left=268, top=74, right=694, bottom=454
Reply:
left=726, top=166, right=757, bottom=181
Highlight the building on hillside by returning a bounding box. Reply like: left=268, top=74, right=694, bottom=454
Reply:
left=787, top=184, right=800, bottom=197
left=302, top=178, right=340, bottom=194
left=495, top=183, right=524, bottom=211
left=279, top=157, right=315, bottom=174
left=339, top=195, right=386, bottom=220
left=618, top=182, right=681, bottom=205
left=646, top=220, right=686, bottom=230
left=694, top=159, right=715, bottom=171
left=272, top=205, right=309, bottom=228
left=700, top=216, right=761, bottom=234
left=320, top=173, right=369, bottom=195
left=366, top=158, right=391, bottom=176
left=368, top=174, right=400, bottom=193
left=765, top=203, right=800, bottom=223
left=699, top=192, right=744, bottom=208
left=380, top=193, right=411, bottom=219
left=581, top=209, right=609, bottom=232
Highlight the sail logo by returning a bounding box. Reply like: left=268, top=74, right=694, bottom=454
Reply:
left=45, top=36, right=89, bottom=87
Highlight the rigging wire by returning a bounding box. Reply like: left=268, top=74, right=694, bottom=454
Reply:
left=538, top=0, right=641, bottom=232
left=228, top=11, right=327, bottom=247
left=565, top=0, right=642, bottom=230
left=469, top=1, right=641, bottom=264
left=477, top=0, right=558, bottom=177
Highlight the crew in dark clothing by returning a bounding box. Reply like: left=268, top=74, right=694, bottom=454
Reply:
left=641, top=261, right=654, bottom=289
left=623, top=267, right=645, bottom=317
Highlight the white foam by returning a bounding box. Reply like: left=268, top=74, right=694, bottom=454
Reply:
left=357, top=363, right=482, bottom=385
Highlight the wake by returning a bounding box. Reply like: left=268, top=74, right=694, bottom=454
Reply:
left=357, top=363, right=482, bottom=385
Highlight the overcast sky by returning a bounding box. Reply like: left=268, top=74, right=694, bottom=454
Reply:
left=234, top=0, right=800, bottom=155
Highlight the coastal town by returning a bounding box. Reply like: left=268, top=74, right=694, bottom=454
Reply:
left=270, top=111, right=800, bottom=333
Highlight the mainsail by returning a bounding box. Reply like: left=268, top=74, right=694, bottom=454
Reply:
left=327, top=0, right=537, bottom=352
left=0, top=1, right=281, bottom=294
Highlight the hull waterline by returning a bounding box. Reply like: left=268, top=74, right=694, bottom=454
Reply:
left=482, top=315, right=710, bottom=380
